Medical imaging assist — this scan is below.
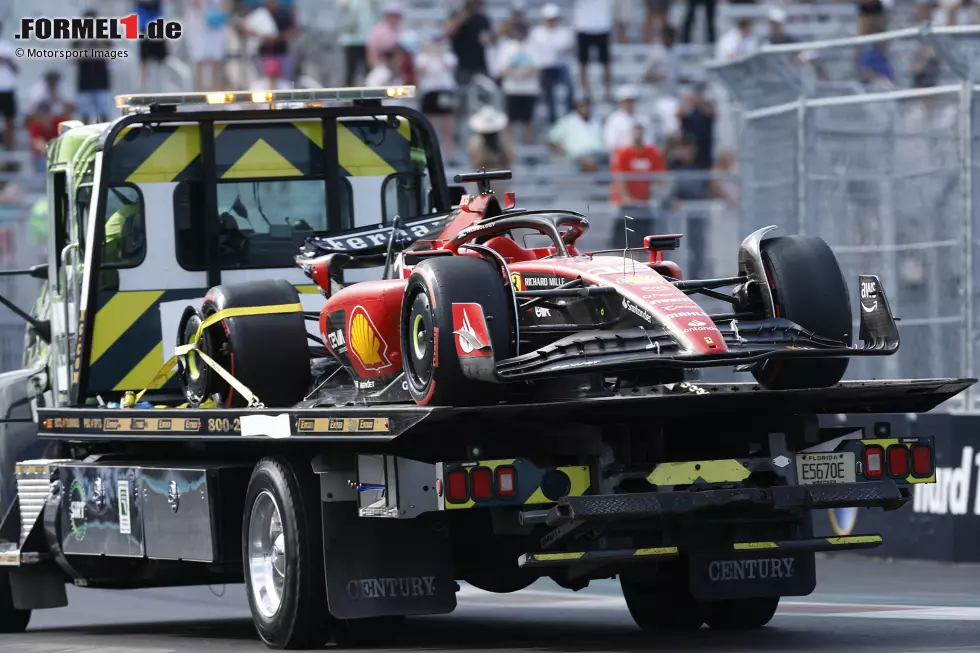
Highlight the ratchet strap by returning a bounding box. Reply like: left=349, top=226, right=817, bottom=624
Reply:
left=134, top=302, right=304, bottom=407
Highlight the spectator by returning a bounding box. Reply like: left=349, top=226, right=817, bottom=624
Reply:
left=135, top=0, right=169, bottom=91
left=417, top=31, right=458, bottom=162
left=573, top=0, right=613, bottom=100
left=645, top=0, right=672, bottom=44
left=682, top=0, right=717, bottom=45
left=530, top=3, right=575, bottom=125
left=547, top=97, right=607, bottom=172
left=604, top=85, right=655, bottom=151
left=183, top=0, right=230, bottom=91
left=677, top=82, right=714, bottom=170
left=715, top=17, right=759, bottom=61
left=643, top=25, right=681, bottom=96
left=499, top=2, right=529, bottom=41
left=707, top=149, right=739, bottom=205
left=365, top=48, right=405, bottom=86
left=609, top=124, right=666, bottom=248
left=257, top=0, right=299, bottom=89
left=667, top=136, right=708, bottom=203
left=27, top=72, right=72, bottom=171
left=858, top=42, right=893, bottom=84
left=946, top=0, right=980, bottom=24
left=0, top=23, right=18, bottom=151
left=496, top=22, right=540, bottom=145
left=911, top=43, right=941, bottom=88
left=447, top=0, right=494, bottom=86
left=766, top=8, right=796, bottom=45
left=29, top=71, right=74, bottom=120
left=367, top=2, right=403, bottom=71
left=468, top=105, right=515, bottom=186
left=72, top=12, right=113, bottom=123
left=857, top=0, right=893, bottom=35
left=340, top=0, right=383, bottom=86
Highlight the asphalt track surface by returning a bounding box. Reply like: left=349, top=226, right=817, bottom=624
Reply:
left=6, top=554, right=980, bottom=652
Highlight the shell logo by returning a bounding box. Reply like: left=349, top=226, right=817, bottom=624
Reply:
left=348, top=307, right=392, bottom=371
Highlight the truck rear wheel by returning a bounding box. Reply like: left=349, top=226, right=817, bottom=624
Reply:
left=705, top=597, right=780, bottom=630
left=0, top=574, right=30, bottom=633
left=753, top=235, right=852, bottom=390
left=244, top=457, right=332, bottom=649
left=620, top=565, right=705, bottom=632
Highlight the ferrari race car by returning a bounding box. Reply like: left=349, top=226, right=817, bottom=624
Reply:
left=175, top=170, right=899, bottom=409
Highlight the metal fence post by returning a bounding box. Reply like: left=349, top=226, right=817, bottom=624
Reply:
left=962, top=78, right=975, bottom=411
left=797, top=96, right=807, bottom=235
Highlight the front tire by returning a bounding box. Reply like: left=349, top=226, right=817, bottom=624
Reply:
left=401, top=256, right=513, bottom=406
left=705, top=597, right=779, bottom=630
left=244, top=457, right=332, bottom=649
left=753, top=235, right=852, bottom=390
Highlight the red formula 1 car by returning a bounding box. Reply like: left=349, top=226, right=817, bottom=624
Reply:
left=176, top=171, right=899, bottom=408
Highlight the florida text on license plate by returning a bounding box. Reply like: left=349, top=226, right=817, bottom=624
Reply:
left=796, top=453, right=855, bottom=485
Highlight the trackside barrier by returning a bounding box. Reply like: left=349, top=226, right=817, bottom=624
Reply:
left=712, top=24, right=980, bottom=414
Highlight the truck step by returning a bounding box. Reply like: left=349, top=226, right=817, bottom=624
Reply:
left=518, top=535, right=883, bottom=568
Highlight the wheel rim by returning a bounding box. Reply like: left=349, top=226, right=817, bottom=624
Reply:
left=405, top=291, right=433, bottom=388
left=248, top=490, right=286, bottom=618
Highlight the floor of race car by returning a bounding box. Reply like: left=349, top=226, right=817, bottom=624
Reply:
left=9, top=554, right=980, bottom=652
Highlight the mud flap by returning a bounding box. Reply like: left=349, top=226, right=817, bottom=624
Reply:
left=322, top=502, right=456, bottom=619
left=688, top=550, right=816, bottom=601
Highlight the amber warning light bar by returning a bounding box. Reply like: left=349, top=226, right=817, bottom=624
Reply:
left=115, top=86, right=416, bottom=113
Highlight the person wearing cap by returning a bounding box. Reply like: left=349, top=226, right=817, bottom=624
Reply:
left=766, top=8, right=795, bottom=45
left=603, top=85, right=655, bottom=152
left=417, top=30, right=459, bottom=162
left=530, top=3, right=575, bottom=125
left=467, top=105, right=515, bottom=191
left=367, top=2, right=404, bottom=70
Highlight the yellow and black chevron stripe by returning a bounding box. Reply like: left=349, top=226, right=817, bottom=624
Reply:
left=438, top=458, right=591, bottom=511
left=107, top=118, right=415, bottom=184
left=732, top=535, right=882, bottom=551
left=647, top=458, right=756, bottom=485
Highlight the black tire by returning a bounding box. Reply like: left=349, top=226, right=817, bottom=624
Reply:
left=620, top=564, right=705, bottom=632
left=400, top=256, right=513, bottom=406
left=199, top=279, right=311, bottom=408
left=753, top=235, right=852, bottom=390
left=243, top=457, right=333, bottom=649
left=705, top=597, right=779, bottom=630
left=0, top=574, right=30, bottom=633
left=334, top=616, right=406, bottom=647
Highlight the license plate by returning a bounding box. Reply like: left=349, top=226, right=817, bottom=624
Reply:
left=796, top=452, right=855, bottom=485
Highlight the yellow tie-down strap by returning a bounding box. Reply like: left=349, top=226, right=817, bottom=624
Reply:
left=135, top=303, right=303, bottom=407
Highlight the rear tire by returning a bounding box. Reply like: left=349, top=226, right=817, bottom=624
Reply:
left=0, top=574, right=30, bottom=633
left=620, top=564, right=705, bottom=632
left=400, top=256, right=513, bottom=406
left=244, top=457, right=332, bottom=649
left=752, top=235, right=852, bottom=390
left=196, top=279, right=311, bottom=408
left=705, top=597, right=779, bottom=630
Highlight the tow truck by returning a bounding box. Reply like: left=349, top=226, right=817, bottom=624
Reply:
left=0, top=85, right=971, bottom=649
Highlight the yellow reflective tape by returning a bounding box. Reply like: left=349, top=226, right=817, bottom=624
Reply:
left=90, top=290, right=165, bottom=365
left=826, top=535, right=882, bottom=546
left=294, top=121, right=323, bottom=148
left=221, top=138, right=303, bottom=179
left=113, top=341, right=176, bottom=391
left=648, top=459, right=751, bottom=485
left=634, top=547, right=678, bottom=556
left=126, top=125, right=201, bottom=183
left=396, top=116, right=411, bottom=142
left=524, top=466, right=591, bottom=505
left=296, top=284, right=320, bottom=294
left=908, top=472, right=936, bottom=484
left=734, top=541, right=779, bottom=550
left=529, top=552, right=585, bottom=562
left=337, top=124, right=396, bottom=177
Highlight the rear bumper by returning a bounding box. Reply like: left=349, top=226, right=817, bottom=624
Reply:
left=545, top=480, right=910, bottom=526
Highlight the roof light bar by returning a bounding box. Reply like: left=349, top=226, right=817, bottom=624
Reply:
left=114, top=86, right=416, bottom=113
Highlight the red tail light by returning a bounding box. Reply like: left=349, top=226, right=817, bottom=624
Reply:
left=471, top=467, right=492, bottom=500
left=887, top=445, right=909, bottom=477
left=911, top=444, right=933, bottom=477
left=446, top=470, right=468, bottom=503
left=864, top=445, right=884, bottom=479
left=496, top=466, right=517, bottom=498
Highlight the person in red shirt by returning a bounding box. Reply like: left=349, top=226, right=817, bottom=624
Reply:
left=609, top=124, right=665, bottom=248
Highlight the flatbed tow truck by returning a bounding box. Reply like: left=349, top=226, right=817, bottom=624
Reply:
left=0, top=85, right=972, bottom=649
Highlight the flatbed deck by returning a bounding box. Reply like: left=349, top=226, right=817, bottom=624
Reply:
left=37, top=378, right=974, bottom=442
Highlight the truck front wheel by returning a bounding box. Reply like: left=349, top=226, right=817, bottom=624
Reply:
left=244, top=457, right=332, bottom=649
left=620, top=565, right=705, bottom=632
left=705, top=597, right=779, bottom=630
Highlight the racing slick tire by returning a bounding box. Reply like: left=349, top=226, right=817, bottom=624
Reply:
left=753, top=235, right=852, bottom=390
left=620, top=564, right=705, bottom=632
left=704, top=597, right=780, bottom=630
left=401, top=256, right=513, bottom=406
left=197, top=279, right=311, bottom=408
left=244, top=456, right=333, bottom=649
left=0, top=574, right=30, bottom=633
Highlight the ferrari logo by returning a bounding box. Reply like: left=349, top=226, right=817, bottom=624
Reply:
left=511, top=273, right=524, bottom=292
left=704, top=337, right=714, bottom=345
